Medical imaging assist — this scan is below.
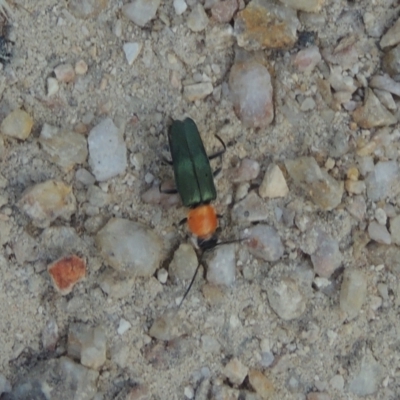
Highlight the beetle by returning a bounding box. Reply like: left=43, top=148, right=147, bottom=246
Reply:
left=166, top=117, right=226, bottom=250
left=163, top=118, right=227, bottom=305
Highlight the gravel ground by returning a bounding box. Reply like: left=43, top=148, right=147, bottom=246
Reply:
left=0, top=0, right=400, bottom=399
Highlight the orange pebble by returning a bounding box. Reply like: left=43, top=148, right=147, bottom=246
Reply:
left=48, top=255, right=86, bottom=295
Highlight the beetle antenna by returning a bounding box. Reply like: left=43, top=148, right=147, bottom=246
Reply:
left=178, top=253, right=205, bottom=308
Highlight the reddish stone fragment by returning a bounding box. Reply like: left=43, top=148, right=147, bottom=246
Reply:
left=48, top=255, right=86, bottom=295
left=211, top=0, right=238, bottom=23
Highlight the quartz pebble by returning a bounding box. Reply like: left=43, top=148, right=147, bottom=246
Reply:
left=96, top=218, right=162, bottom=277
left=183, top=82, right=213, bottom=101
left=48, top=255, right=86, bottom=295
left=169, top=243, right=198, bottom=282
left=229, top=158, right=260, bottom=183
left=267, top=277, right=306, bottom=320
left=293, top=46, right=321, bottom=73
left=368, top=221, right=391, bottom=245
left=352, top=88, right=396, bottom=128
left=231, top=191, right=269, bottom=223
left=122, top=0, right=161, bottom=27
left=339, top=268, right=367, bottom=319
left=88, top=118, right=127, bottom=181
left=349, top=353, right=383, bottom=396
left=206, top=244, right=236, bottom=286
left=47, top=77, right=59, bottom=96
left=241, top=225, right=284, bottom=262
left=248, top=369, right=275, bottom=398
left=54, top=63, right=75, bottom=83
left=211, top=0, right=238, bottom=23
left=18, top=180, right=77, bottom=228
left=173, top=0, right=187, bottom=15
left=68, top=0, right=108, bottom=18
left=259, top=164, right=289, bottom=198
left=234, top=0, right=299, bottom=50
left=75, top=59, right=88, bottom=75
left=1, top=108, right=33, bottom=140
left=310, top=230, right=342, bottom=278
left=380, top=17, right=400, bottom=48
left=365, top=161, right=400, bottom=202
left=117, top=318, right=131, bottom=335
left=373, top=89, right=396, bottom=111
left=39, top=124, right=88, bottom=171
left=223, top=358, right=249, bottom=385
left=346, top=195, right=366, bottom=221
left=68, top=324, right=106, bottom=370
left=229, top=61, right=274, bottom=127
left=123, top=42, right=143, bottom=65
left=187, top=4, right=208, bottom=32
left=285, top=157, right=343, bottom=210
left=307, top=393, right=330, bottom=400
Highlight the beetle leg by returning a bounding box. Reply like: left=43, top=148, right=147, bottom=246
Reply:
left=208, top=134, right=226, bottom=160
left=159, top=182, right=177, bottom=194
left=213, top=166, right=222, bottom=178
left=178, top=217, right=187, bottom=226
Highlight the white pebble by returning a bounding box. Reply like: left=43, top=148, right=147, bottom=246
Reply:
left=117, top=318, right=132, bottom=335
left=184, top=386, right=194, bottom=399
left=47, top=77, right=59, bottom=96
left=375, top=207, right=387, bottom=225
left=123, top=42, right=143, bottom=65
left=157, top=268, right=168, bottom=284
left=174, top=0, right=187, bottom=15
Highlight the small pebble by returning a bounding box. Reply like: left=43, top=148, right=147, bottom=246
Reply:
left=1, top=109, right=34, bottom=140
left=123, top=42, right=143, bottom=65
left=368, top=221, right=391, bottom=245
left=293, top=46, right=321, bottom=73
left=229, top=158, right=260, bottom=183
left=117, top=318, right=132, bottom=335
left=184, top=386, right=194, bottom=399
left=365, top=160, right=400, bottom=202
left=54, top=63, right=75, bottom=83
left=157, top=268, right=168, bottom=284
left=229, top=61, right=274, bottom=127
left=285, top=157, right=343, bottom=210
left=223, top=358, right=249, bottom=385
left=248, top=369, right=275, bottom=398
left=169, top=243, right=198, bottom=282
left=75, top=59, right=88, bottom=75
left=76, top=168, right=96, bottom=186
left=352, top=88, right=396, bottom=128
left=211, top=0, right=238, bottom=23
left=329, top=374, right=344, bottom=391
left=241, top=224, right=284, bottom=262
left=42, top=318, right=59, bottom=351
left=173, top=0, right=187, bottom=15
left=307, top=393, right=331, bottom=400
left=18, top=180, right=77, bottom=228
left=39, top=124, right=88, bottom=171
left=47, top=77, right=59, bottom=96
left=122, top=0, right=161, bottom=27
left=48, top=255, right=86, bottom=295
left=234, top=0, right=299, bottom=50
left=375, top=208, right=387, bottom=225
left=68, top=0, right=108, bottom=18
left=80, top=326, right=107, bottom=370
left=187, top=4, right=208, bottom=32
left=280, top=0, right=324, bottom=12
left=267, top=277, right=306, bottom=320
left=96, top=218, right=162, bottom=277
left=310, top=230, right=342, bottom=278
left=88, top=118, right=127, bottom=181
left=339, top=268, right=367, bottom=320
left=259, top=164, right=289, bottom=198
left=183, top=82, right=213, bottom=101
left=206, top=244, right=236, bottom=286
left=231, top=191, right=269, bottom=223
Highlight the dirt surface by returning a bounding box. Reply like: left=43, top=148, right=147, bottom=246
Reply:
left=0, top=0, right=400, bottom=399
